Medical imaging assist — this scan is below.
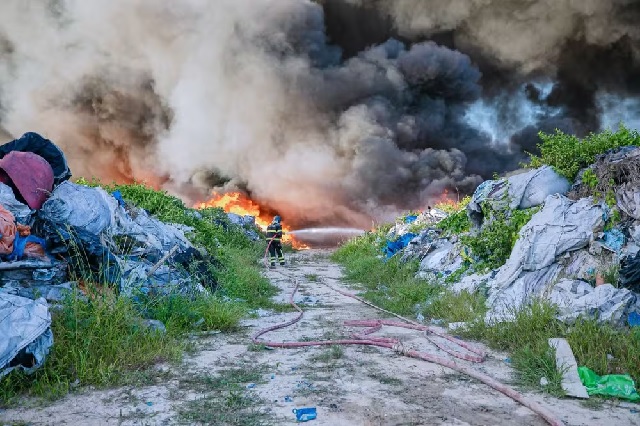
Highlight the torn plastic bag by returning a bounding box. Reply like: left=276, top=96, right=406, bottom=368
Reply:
left=39, top=182, right=116, bottom=235
left=0, top=293, right=53, bottom=378
left=619, top=250, right=640, bottom=292
left=578, top=366, right=640, bottom=401
left=548, top=279, right=640, bottom=327
left=467, top=166, right=570, bottom=228
left=0, top=132, right=71, bottom=186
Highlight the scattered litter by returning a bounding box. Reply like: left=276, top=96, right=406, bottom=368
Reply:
left=271, top=374, right=275, bottom=379
left=578, top=366, right=640, bottom=401
left=292, top=407, right=317, bottom=422
left=146, top=402, right=153, bottom=406
left=404, top=215, right=418, bottom=224
left=246, top=383, right=256, bottom=389
left=548, top=338, right=589, bottom=399
left=540, top=377, right=549, bottom=387
left=504, top=358, right=511, bottom=364
left=284, top=395, right=293, bottom=402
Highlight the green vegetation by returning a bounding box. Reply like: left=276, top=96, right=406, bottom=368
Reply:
left=528, top=125, right=640, bottom=181
left=332, top=231, right=438, bottom=316
left=1, top=181, right=278, bottom=405
left=460, top=205, right=539, bottom=270
left=0, top=286, right=183, bottom=402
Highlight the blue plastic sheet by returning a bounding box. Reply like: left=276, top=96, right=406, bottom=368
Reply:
left=112, top=190, right=126, bottom=207
left=383, top=233, right=416, bottom=258
left=629, top=312, right=640, bottom=328
left=404, top=215, right=418, bottom=224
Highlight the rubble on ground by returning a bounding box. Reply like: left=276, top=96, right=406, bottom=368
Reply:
left=0, top=132, right=263, bottom=378
left=385, top=157, right=640, bottom=328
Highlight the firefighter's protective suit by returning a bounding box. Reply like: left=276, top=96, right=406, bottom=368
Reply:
left=266, top=216, right=285, bottom=267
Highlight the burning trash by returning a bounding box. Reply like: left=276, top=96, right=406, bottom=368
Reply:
left=197, top=191, right=310, bottom=249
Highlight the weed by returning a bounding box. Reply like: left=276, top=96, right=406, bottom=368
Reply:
left=332, top=235, right=437, bottom=317
left=460, top=206, right=539, bottom=270
left=135, top=291, right=245, bottom=335
left=368, top=372, right=403, bottom=386
left=0, top=287, right=182, bottom=405
left=305, top=273, right=319, bottom=282
left=423, top=289, right=487, bottom=323
left=310, top=345, right=345, bottom=363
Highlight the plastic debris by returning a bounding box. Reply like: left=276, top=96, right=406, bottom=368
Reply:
left=548, top=338, right=589, bottom=399
left=600, top=229, right=626, bottom=253
left=0, top=294, right=53, bottom=378
left=629, top=312, right=640, bottom=327
left=292, top=407, right=317, bottom=422
left=284, top=395, right=293, bottom=402
left=246, top=383, right=256, bottom=389
left=467, top=166, right=570, bottom=228
left=578, top=366, right=640, bottom=401
left=383, top=233, right=417, bottom=258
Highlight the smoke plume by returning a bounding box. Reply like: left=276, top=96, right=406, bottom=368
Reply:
left=0, top=0, right=638, bottom=228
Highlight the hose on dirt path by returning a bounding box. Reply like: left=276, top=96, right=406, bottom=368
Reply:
left=253, top=261, right=565, bottom=426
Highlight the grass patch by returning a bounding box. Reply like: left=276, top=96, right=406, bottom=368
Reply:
left=368, top=372, right=403, bottom=386
left=305, top=273, right=319, bottom=282
left=310, top=345, right=344, bottom=363
left=0, top=287, right=183, bottom=405
left=177, top=366, right=272, bottom=425
left=332, top=232, right=437, bottom=317
left=135, top=292, right=245, bottom=335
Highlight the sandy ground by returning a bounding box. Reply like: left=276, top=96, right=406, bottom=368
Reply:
left=1, top=249, right=639, bottom=426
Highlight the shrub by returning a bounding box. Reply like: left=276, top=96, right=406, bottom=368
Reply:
left=528, top=125, right=640, bottom=181
left=460, top=205, right=539, bottom=270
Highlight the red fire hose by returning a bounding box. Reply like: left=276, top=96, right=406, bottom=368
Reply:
left=253, top=249, right=566, bottom=426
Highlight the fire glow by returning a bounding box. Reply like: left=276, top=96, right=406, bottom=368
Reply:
left=196, top=192, right=309, bottom=249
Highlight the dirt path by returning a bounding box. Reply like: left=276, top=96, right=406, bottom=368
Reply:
left=2, top=250, right=638, bottom=426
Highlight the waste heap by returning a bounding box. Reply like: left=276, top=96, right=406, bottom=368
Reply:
left=0, top=132, right=259, bottom=378
left=387, top=158, right=640, bottom=328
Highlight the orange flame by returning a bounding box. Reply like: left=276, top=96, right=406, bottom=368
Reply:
left=196, top=192, right=309, bottom=249
left=433, top=188, right=457, bottom=210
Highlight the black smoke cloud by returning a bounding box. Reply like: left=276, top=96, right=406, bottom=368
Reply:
left=0, top=0, right=638, bottom=228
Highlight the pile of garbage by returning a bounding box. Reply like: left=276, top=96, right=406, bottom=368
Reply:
left=388, top=157, right=640, bottom=328
left=0, top=132, right=258, bottom=378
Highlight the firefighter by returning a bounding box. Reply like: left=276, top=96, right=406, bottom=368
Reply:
left=266, top=215, right=285, bottom=267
